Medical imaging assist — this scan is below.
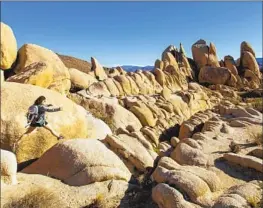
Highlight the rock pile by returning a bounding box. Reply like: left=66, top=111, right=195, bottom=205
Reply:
left=1, top=22, right=262, bottom=208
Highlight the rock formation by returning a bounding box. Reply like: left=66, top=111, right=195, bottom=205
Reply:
left=68, top=67, right=97, bottom=91
left=1, top=149, right=17, bottom=185
left=22, top=139, right=131, bottom=186
left=1, top=82, right=111, bottom=164
left=1, top=22, right=262, bottom=208
left=191, top=39, right=220, bottom=70
left=91, top=57, right=108, bottom=81
left=0, top=22, right=17, bottom=70
left=13, top=44, right=71, bottom=94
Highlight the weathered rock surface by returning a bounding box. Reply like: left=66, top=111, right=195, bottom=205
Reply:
left=179, top=110, right=215, bottom=139
left=170, top=138, right=209, bottom=166
left=7, top=62, right=53, bottom=88
left=114, top=75, right=133, bottom=95
left=69, top=67, right=97, bottom=90
left=91, top=57, right=108, bottom=81
left=143, top=70, right=163, bottom=93
left=242, top=51, right=261, bottom=76
left=130, top=102, right=157, bottom=127
left=14, top=44, right=71, bottom=94
left=1, top=70, right=5, bottom=83
left=213, top=181, right=262, bottom=208
left=248, top=148, right=263, bottom=159
left=224, top=55, right=238, bottom=76
left=224, top=153, right=263, bottom=173
left=162, top=51, right=179, bottom=69
left=209, top=84, right=238, bottom=99
left=191, top=39, right=220, bottom=69
left=2, top=29, right=263, bottom=208
left=104, top=78, right=121, bottom=96
left=104, top=134, right=156, bottom=172
left=116, top=66, right=126, bottom=75
left=155, top=59, right=164, bottom=70
left=1, top=173, right=136, bottom=208
left=87, top=81, right=111, bottom=97
left=198, top=66, right=235, bottom=86
left=0, top=22, right=17, bottom=70
left=107, top=68, right=121, bottom=78
left=238, top=41, right=262, bottom=89
left=130, top=71, right=153, bottom=95
left=69, top=93, right=142, bottom=132
left=170, top=137, right=180, bottom=147
left=202, top=117, right=224, bottom=133
left=22, top=139, right=131, bottom=186
left=241, top=41, right=256, bottom=58
left=152, top=157, right=221, bottom=206
left=158, top=141, right=173, bottom=157
left=220, top=106, right=262, bottom=127
left=1, top=149, right=17, bottom=185
left=152, top=183, right=201, bottom=208
left=244, top=69, right=261, bottom=89
left=1, top=82, right=109, bottom=164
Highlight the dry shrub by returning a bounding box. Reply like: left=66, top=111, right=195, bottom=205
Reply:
left=245, top=98, right=263, bottom=113
left=85, top=193, right=105, bottom=208
left=247, top=126, right=263, bottom=146
left=247, top=195, right=263, bottom=208
left=3, top=187, right=66, bottom=208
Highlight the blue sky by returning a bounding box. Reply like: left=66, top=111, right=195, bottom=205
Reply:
left=1, top=2, right=262, bottom=67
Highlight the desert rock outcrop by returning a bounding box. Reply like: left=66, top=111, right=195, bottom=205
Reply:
left=14, top=44, right=71, bottom=94
left=1, top=82, right=110, bottom=164
left=91, top=57, right=108, bottom=81
left=0, top=22, right=17, bottom=70
left=22, top=139, right=131, bottom=186
left=192, top=39, right=220, bottom=70
left=1, top=149, right=17, bottom=185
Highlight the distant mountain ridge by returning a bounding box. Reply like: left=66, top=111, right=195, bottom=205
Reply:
left=56, top=53, right=262, bottom=73
left=121, top=65, right=154, bottom=72
left=122, top=58, right=263, bottom=72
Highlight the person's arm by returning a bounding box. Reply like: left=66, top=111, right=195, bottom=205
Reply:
left=43, top=105, right=62, bottom=112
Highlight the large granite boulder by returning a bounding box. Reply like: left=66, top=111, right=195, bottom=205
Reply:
left=191, top=39, right=220, bottom=70
left=22, top=139, right=131, bottom=186
left=0, top=22, right=17, bottom=70
left=14, top=44, right=71, bottom=94
left=1, top=82, right=110, bottom=164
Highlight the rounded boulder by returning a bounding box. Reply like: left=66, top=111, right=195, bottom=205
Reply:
left=22, top=139, right=131, bottom=186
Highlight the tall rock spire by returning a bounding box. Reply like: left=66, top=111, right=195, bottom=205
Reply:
left=179, top=43, right=186, bottom=57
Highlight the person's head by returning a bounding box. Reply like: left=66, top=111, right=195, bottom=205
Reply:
left=34, top=96, right=46, bottom=105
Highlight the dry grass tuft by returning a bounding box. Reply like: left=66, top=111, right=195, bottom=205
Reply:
left=247, top=126, right=263, bottom=146
left=247, top=195, right=262, bottom=208
left=244, top=98, right=263, bottom=113
left=3, top=187, right=66, bottom=208
left=85, top=193, right=105, bottom=208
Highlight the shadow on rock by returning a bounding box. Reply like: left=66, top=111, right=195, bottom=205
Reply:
left=214, top=157, right=263, bottom=182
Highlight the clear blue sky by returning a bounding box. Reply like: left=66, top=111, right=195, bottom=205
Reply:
left=1, top=2, right=262, bottom=67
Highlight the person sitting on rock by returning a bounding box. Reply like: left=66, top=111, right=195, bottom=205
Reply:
left=12, top=96, right=64, bottom=152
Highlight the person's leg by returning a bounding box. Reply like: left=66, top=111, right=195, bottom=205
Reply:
left=12, top=126, right=37, bottom=152
left=44, top=124, right=63, bottom=139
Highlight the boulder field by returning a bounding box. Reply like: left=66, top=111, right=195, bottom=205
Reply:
left=1, top=22, right=262, bottom=208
